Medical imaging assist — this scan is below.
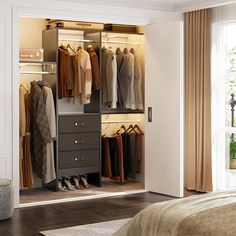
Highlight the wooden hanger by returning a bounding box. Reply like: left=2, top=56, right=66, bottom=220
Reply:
left=20, top=83, right=29, bottom=92
left=116, top=125, right=127, bottom=135
left=67, top=43, right=76, bottom=54
left=123, top=48, right=128, bottom=54
left=77, top=45, right=82, bottom=51
left=127, top=124, right=138, bottom=134
left=130, top=48, right=135, bottom=54
left=134, top=124, right=144, bottom=135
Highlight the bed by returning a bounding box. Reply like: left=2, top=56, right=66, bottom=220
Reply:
left=113, top=191, right=236, bottom=236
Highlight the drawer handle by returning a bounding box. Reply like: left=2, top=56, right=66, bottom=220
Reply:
left=75, top=156, right=85, bottom=161
left=74, top=139, right=85, bottom=144
left=74, top=122, right=85, bottom=127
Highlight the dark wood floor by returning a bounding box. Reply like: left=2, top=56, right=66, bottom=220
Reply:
left=0, top=192, right=174, bottom=236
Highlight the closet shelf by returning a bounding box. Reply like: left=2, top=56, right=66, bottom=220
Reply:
left=19, top=71, right=56, bottom=75
left=59, top=38, right=97, bottom=43
left=101, top=110, right=144, bottom=115
left=102, top=120, right=141, bottom=124
left=102, top=40, right=140, bottom=45
left=19, top=61, right=56, bottom=65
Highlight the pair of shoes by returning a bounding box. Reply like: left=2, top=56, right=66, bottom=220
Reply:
left=70, top=176, right=83, bottom=189
left=58, top=178, right=67, bottom=192
left=80, top=175, right=89, bottom=188
left=62, top=177, right=76, bottom=191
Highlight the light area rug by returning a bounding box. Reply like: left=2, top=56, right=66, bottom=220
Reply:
left=40, top=218, right=130, bottom=236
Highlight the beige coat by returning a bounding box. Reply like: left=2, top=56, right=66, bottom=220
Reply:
left=43, top=86, right=56, bottom=184
left=74, top=49, right=92, bottom=105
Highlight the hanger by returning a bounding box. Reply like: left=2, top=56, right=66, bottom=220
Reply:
left=116, top=125, right=127, bottom=135
left=130, top=48, right=135, bottom=54
left=133, top=124, right=144, bottom=135
left=20, top=83, right=29, bottom=92
left=116, top=47, right=121, bottom=55
left=127, top=124, right=138, bottom=134
left=77, top=45, right=82, bottom=51
left=123, top=48, right=128, bottom=54
left=67, top=43, right=76, bottom=54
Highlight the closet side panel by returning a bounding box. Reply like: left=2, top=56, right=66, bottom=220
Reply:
left=144, top=15, right=184, bottom=197
left=0, top=6, right=13, bottom=180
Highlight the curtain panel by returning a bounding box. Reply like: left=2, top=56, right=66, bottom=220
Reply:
left=184, top=9, right=212, bottom=192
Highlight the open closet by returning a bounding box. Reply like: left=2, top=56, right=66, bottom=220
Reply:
left=19, top=17, right=145, bottom=204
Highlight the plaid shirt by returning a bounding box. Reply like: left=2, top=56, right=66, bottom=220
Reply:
left=30, top=82, right=52, bottom=178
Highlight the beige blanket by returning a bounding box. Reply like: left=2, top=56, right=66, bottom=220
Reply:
left=113, top=191, right=236, bottom=236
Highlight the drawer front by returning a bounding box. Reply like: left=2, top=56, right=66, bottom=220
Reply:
left=58, top=150, right=99, bottom=169
left=58, top=133, right=100, bottom=151
left=58, top=115, right=100, bottom=133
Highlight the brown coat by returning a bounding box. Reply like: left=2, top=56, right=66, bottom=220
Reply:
left=58, top=47, right=73, bottom=98
left=87, top=47, right=100, bottom=90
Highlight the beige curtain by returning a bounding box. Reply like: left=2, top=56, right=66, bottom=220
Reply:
left=184, top=9, right=212, bottom=192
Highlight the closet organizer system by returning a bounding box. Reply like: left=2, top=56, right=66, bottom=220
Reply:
left=19, top=23, right=145, bottom=192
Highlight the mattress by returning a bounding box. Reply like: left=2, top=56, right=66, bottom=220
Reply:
left=113, top=191, right=236, bottom=236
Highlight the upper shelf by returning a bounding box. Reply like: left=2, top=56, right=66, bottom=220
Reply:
left=19, top=61, right=56, bottom=65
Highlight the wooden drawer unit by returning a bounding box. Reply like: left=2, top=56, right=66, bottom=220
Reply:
left=58, top=115, right=100, bottom=133
left=58, top=149, right=99, bottom=169
left=58, top=133, right=100, bottom=151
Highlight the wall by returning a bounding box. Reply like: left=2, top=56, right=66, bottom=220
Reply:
left=0, top=0, right=184, bottom=206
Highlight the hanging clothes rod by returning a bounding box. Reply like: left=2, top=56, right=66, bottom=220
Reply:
left=19, top=71, right=56, bottom=75
left=59, top=38, right=97, bottom=43
left=102, top=40, right=140, bottom=45
left=102, top=120, right=141, bottom=124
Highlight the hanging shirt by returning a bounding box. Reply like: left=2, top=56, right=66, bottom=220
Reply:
left=116, top=51, right=128, bottom=108
left=125, top=52, right=135, bottom=110
left=101, top=48, right=113, bottom=105
left=74, top=49, right=92, bottom=105
left=133, top=52, right=144, bottom=110
left=111, top=51, right=118, bottom=108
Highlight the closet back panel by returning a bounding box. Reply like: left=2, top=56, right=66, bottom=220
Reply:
left=42, top=28, right=58, bottom=62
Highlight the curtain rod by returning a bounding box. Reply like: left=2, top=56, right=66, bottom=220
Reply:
left=102, top=120, right=140, bottom=124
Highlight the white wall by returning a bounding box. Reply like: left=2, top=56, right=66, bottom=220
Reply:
left=0, top=0, right=185, bottom=206
left=145, top=14, right=184, bottom=197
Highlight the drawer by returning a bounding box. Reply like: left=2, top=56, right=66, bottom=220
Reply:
left=58, top=149, right=99, bottom=169
left=58, top=115, right=100, bottom=133
left=58, top=133, right=100, bottom=151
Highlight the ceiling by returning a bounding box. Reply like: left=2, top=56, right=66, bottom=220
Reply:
left=61, top=0, right=236, bottom=12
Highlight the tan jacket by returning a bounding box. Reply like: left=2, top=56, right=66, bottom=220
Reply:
left=74, top=49, right=92, bottom=105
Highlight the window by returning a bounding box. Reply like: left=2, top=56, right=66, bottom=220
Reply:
left=212, top=20, right=236, bottom=190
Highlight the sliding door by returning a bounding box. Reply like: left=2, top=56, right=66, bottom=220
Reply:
left=145, top=18, right=184, bottom=197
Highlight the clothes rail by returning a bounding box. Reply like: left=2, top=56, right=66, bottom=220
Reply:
left=19, top=71, right=56, bottom=75
left=102, top=120, right=140, bottom=124
left=59, top=38, right=97, bottom=43
left=102, top=40, right=140, bottom=45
